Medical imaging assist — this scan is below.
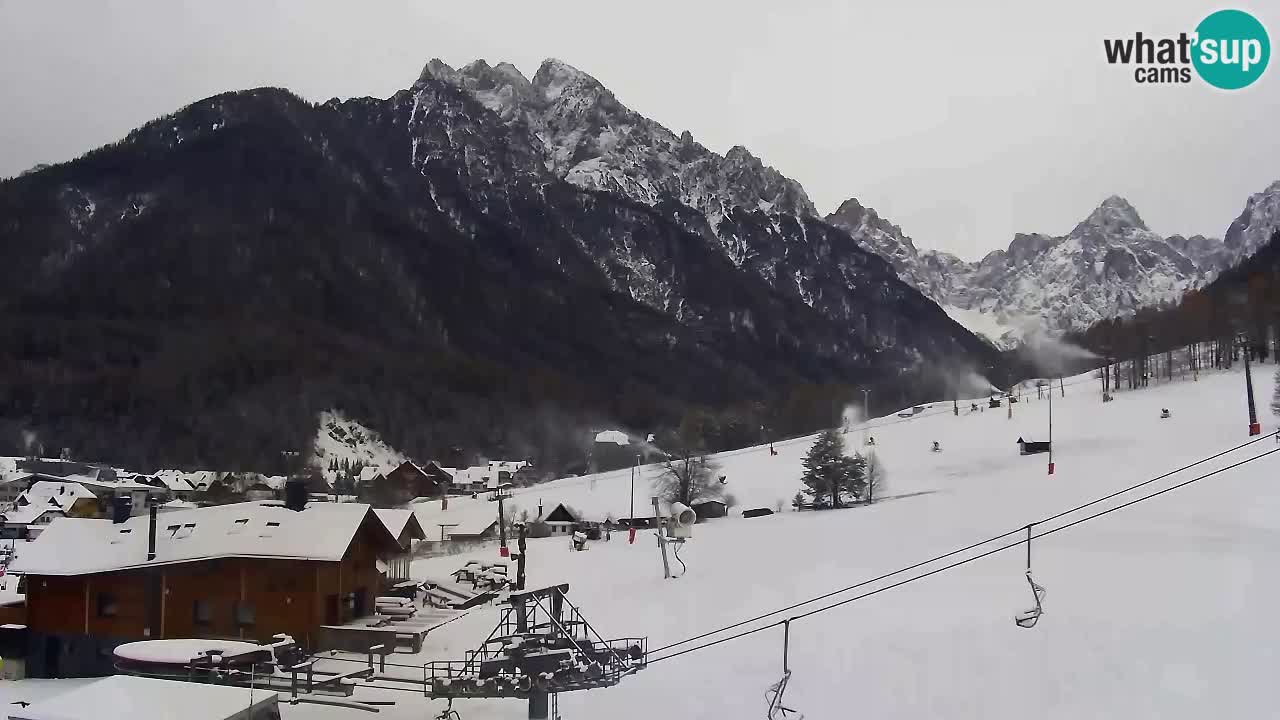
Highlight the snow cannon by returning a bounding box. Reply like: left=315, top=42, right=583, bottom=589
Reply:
left=668, top=502, right=696, bottom=539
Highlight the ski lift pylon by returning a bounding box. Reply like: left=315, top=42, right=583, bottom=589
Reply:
left=1014, top=525, right=1046, bottom=629
left=766, top=620, right=804, bottom=720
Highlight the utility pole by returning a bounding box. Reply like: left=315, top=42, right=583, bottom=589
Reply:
left=514, top=522, right=528, bottom=591
left=1242, top=334, right=1261, bottom=436
left=861, top=389, right=871, bottom=446
left=1047, top=380, right=1055, bottom=475
left=651, top=496, right=671, bottom=579
left=628, top=453, right=640, bottom=544
left=497, top=490, right=509, bottom=558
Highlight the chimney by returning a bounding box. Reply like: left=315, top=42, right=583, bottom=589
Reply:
left=285, top=479, right=307, bottom=512
left=147, top=502, right=157, bottom=561
left=112, top=494, right=133, bottom=524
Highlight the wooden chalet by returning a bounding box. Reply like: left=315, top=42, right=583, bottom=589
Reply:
left=373, top=508, right=427, bottom=582
left=419, top=461, right=456, bottom=489
left=10, top=490, right=403, bottom=678
left=691, top=499, right=728, bottom=520
left=542, top=503, right=579, bottom=536
left=369, top=462, right=450, bottom=506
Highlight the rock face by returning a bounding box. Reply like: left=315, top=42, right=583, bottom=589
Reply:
left=827, top=187, right=1280, bottom=347
left=0, top=61, right=1000, bottom=469
left=419, top=59, right=817, bottom=224
left=1223, top=180, right=1280, bottom=268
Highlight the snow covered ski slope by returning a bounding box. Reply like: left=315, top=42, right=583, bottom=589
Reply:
left=400, top=367, right=1280, bottom=720
left=9, top=367, right=1279, bottom=720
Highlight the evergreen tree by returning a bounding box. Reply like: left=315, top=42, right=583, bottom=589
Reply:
left=1272, top=366, right=1280, bottom=418
left=800, top=430, right=866, bottom=508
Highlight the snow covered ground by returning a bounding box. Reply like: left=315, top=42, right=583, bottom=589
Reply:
left=7, top=365, right=1280, bottom=719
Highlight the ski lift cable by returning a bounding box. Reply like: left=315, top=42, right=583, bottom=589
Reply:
left=647, top=431, right=1278, bottom=656
left=647, top=445, right=1280, bottom=665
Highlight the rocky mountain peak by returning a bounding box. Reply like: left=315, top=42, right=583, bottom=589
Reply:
left=829, top=197, right=873, bottom=226
left=419, top=56, right=818, bottom=223
left=418, top=58, right=458, bottom=85
left=532, top=58, right=606, bottom=101
left=834, top=187, right=1280, bottom=349
left=1223, top=179, right=1280, bottom=263
left=824, top=198, right=926, bottom=291
left=724, top=145, right=756, bottom=163
left=1080, top=195, right=1148, bottom=233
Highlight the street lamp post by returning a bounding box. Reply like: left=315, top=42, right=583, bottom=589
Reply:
left=628, top=453, right=640, bottom=544
left=1241, top=334, right=1262, bottom=436
left=1047, top=378, right=1055, bottom=475
left=861, top=389, right=870, bottom=446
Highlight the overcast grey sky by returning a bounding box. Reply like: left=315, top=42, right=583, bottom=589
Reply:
left=1, top=0, right=1276, bottom=259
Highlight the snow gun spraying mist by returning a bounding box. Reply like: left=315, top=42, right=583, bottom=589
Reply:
left=1018, top=329, right=1099, bottom=378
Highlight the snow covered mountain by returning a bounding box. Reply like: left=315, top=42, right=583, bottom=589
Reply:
left=417, top=58, right=1280, bottom=352
left=0, top=60, right=1001, bottom=469
left=828, top=186, right=1280, bottom=347
left=1223, top=180, right=1280, bottom=268
left=419, top=59, right=816, bottom=225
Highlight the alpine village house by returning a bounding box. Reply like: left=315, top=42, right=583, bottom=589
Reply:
left=9, top=481, right=407, bottom=677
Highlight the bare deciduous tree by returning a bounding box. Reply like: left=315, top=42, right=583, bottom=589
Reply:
left=654, top=426, right=722, bottom=506
left=656, top=453, right=722, bottom=505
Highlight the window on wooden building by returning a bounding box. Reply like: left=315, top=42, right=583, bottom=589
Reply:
left=234, top=601, right=255, bottom=627
left=193, top=599, right=213, bottom=626
left=96, top=592, right=118, bottom=617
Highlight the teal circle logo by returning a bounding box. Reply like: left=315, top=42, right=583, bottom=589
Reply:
left=1193, top=9, right=1270, bottom=89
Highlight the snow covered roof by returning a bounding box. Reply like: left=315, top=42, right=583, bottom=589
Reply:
left=358, top=466, right=385, bottom=484
left=373, top=508, right=425, bottom=542
left=488, top=460, right=529, bottom=476
left=151, top=470, right=196, bottom=492
left=74, top=476, right=156, bottom=493
left=184, top=470, right=220, bottom=491
left=9, top=674, right=277, bottom=720
left=114, top=639, right=264, bottom=665
left=10, top=500, right=397, bottom=576
left=445, top=517, right=498, bottom=537
left=0, top=503, right=64, bottom=526
left=594, top=430, right=630, bottom=445
left=18, top=481, right=97, bottom=510
left=422, top=461, right=455, bottom=476
left=451, top=467, right=485, bottom=486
